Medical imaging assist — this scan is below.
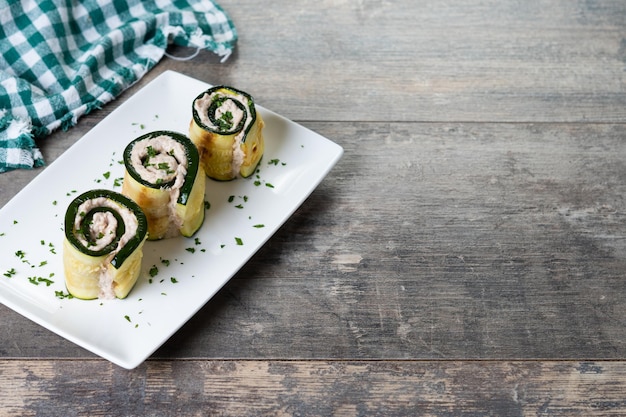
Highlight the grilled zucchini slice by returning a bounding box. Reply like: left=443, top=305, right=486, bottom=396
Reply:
left=189, top=85, right=265, bottom=180
left=63, top=189, right=148, bottom=300
left=122, top=130, right=205, bottom=240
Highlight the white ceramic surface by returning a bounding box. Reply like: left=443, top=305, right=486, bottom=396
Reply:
left=0, top=71, right=343, bottom=369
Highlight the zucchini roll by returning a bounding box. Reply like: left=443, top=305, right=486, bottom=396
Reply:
left=63, top=189, right=148, bottom=300
left=189, top=85, right=265, bottom=180
left=122, top=130, right=205, bottom=240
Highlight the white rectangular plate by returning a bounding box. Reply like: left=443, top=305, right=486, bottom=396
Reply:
left=0, top=71, right=343, bottom=369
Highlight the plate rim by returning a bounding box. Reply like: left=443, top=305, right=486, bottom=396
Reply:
left=0, top=70, right=343, bottom=369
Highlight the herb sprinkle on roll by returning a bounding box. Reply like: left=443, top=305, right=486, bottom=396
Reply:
left=122, top=130, right=206, bottom=240
left=189, top=86, right=265, bottom=181
left=63, top=189, right=148, bottom=300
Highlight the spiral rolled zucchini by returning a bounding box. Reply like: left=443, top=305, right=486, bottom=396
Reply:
left=189, top=86, right=265, bottom=181
left=63, top=189, right=148, bottom=300
left=122, top=130, right=205, bottom=240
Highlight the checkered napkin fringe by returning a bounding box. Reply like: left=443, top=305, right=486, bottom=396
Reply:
left=0, top=0, right=237, bottom=173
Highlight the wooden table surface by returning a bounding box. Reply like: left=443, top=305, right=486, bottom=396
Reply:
left=2, top=0, right=626, bottom=415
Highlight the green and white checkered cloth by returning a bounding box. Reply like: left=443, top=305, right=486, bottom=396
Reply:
left=0, top=0, right=237, bottom=172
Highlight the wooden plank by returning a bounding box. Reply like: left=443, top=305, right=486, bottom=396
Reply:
left=3, top=0, right=625, bottom=195
left=1, top=0, right=625, bottom=413
left=2, top=122, right=625, bottom=360
left=8, top=0, right=619, bottom=130
left=0, top=359, right=625, bottom=416
left=197, top=0, right=626, bottom=123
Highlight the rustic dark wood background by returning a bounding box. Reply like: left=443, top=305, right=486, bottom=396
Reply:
left=1, top=0, right=626, bottom=415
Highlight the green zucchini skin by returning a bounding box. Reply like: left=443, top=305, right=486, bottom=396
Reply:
left=64, top=189, right=148, bottom=269
left=122, top=130, right=200, bottom=206
left=191, top=85, right=257, bottom=142
left=189, top=85, right=265, bottom=181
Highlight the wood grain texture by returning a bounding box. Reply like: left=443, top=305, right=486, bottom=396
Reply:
left=157, top=122, right=626, bottom=360
left=1, top=0, right=625, bottom=414
left=193, top=0, right=626, bottom=123
left=2, top=122, right=625, bottom=360
left=3, top=0, right=626, bottom=202
left=1, top=360, right=625, bottom=416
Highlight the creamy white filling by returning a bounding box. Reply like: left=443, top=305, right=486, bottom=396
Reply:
left=130, top=134, right=189, bottom=238
left=130, top=135, right=187, bottom=185
left=194, top=90, right=252, bottom=176
left=74, top=197, right=140, bottom=299
left=74, top=197, right=138, bottom=251
left=215, top=98, right=245, bottom=128
left=87, top=211, right=117, bottom=249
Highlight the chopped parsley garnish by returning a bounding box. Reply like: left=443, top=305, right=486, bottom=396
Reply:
left=215, top=110, right=234, bottom=131
left=38, top=277, right=54, bottom=286
left=103, top=171, right=111, bottom=179
left=157, top=162, right=171, bottom=171
left=228, top=195, right=235, bottom=203
left=170, top=277, right=178, bottom=284
left=149, top=265, right=159, bottom=277
left=265, top=183, right=275, bottom=188
left=186, top=247, right=196, bottom=253
left=253, top=224, right=265, bottom=228
left=235, top=237, right=243, bottom=246
left=55, top=291, right=74, bottom=299
left=3, top=268, right=16, bottom=278
left=212, top=96, right=227, bottom=107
